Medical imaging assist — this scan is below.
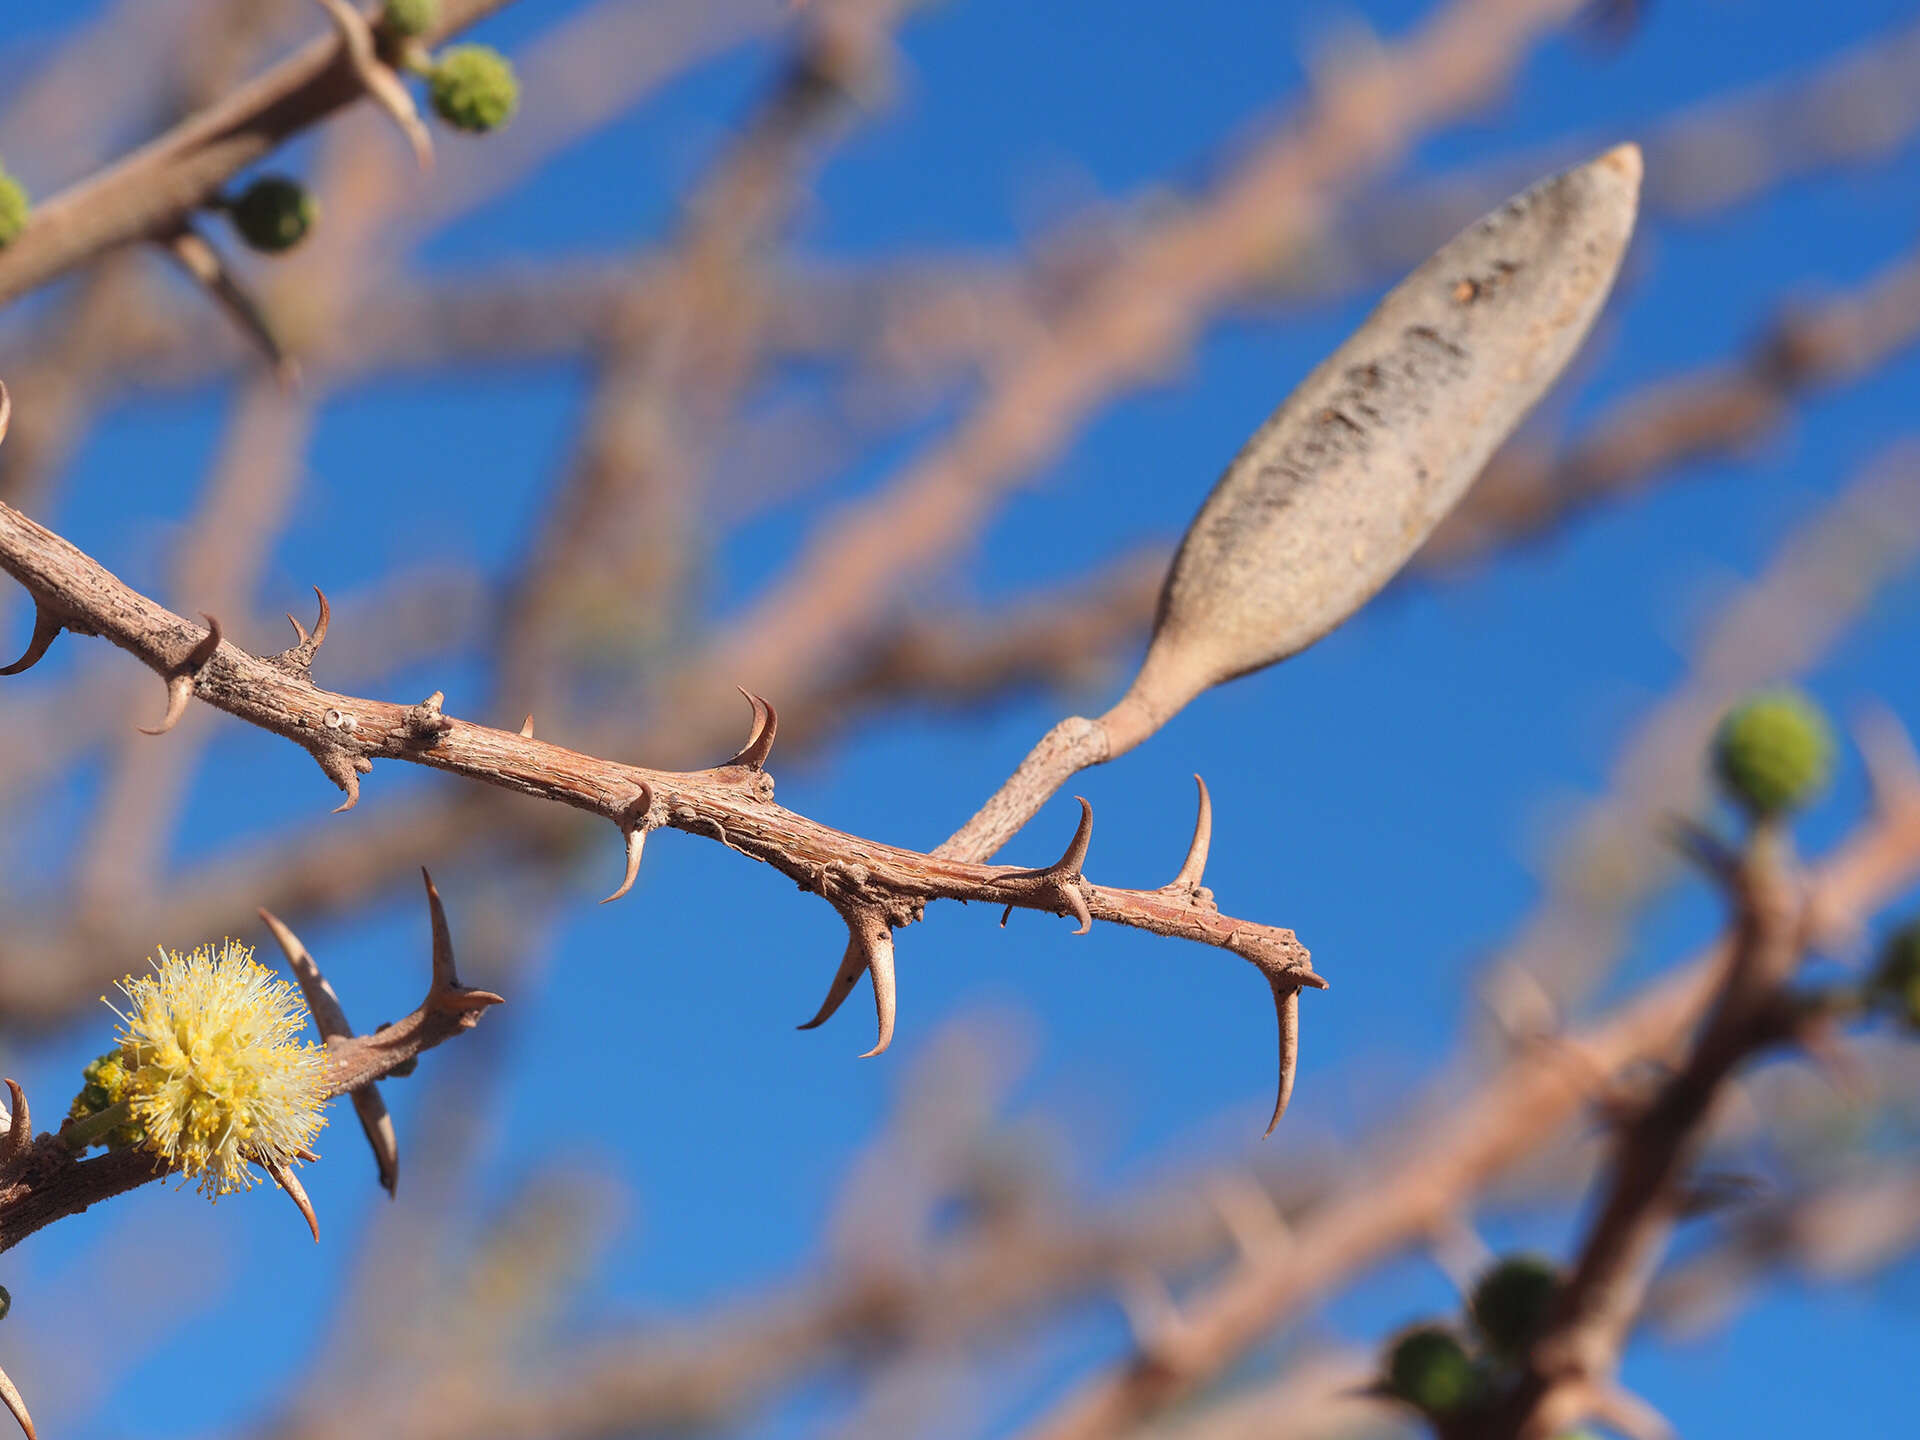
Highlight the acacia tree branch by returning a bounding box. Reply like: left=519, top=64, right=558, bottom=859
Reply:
left=0, top=0, right=519, bottom=308
left=0, top=490, right=1317, bottom=1071
left=1013, top=753, right=1920, bottom=1440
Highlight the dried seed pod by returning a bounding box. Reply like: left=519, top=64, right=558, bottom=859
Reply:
left=1101, top=144, right=1643, bottom=751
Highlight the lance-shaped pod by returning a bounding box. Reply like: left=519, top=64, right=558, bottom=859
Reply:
left=940, top=143, right=1643, bottom=865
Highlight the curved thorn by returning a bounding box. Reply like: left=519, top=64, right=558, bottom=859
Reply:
left=798, top=934, right=868, bottom=1031
left=519, top=714, right=535, bottom=738
left=0, top=379, right=9, bottom=447
left=1, top=1079, right=28, bottom=1163
left=1264, top=983, right=1301, bottom=1137
left=854, top=914, right=898, bottom=1059
left=308, top=586, right=330, bottom=651
left=422, top=868, right=457, bottom=994
left=310, top=0, right=434, bottom=169
left=601, top=785, right=653, bottom=904
left=1056, top=796, right=1093, bottom=874
left=1063, top=883, right=1092, bottom=936
left=265, top=1156, right=320, bottom=1242
left=138, top=675, right=195, bottom=735
left=285, top=611, right=310, bottom=647
left=0, top=1357, right=36, bottom=1440
left=159, top=224, right=299, bottom=384
left=259, top=907, right=354, bottom=1042
left=1170, top=775, right=1213, bottom=889
left=0, top=606, right=60, bottom=677
left=350, top=1086, right=399, bottom=1197
left=138, top=614, right=221, bottom=736
left=602, top=824, right=648, bottom=904
left=724, top=687, right=779, bottom=769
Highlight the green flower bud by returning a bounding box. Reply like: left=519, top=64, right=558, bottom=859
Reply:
left=1384, top=1323, right=1486, bottom=1417
left=1870, top=920, right=1920, bottom=1030
left=0, top=167, right=30, bottom=248
left=381, top=0, right=438, bottom=37
left=428, top=45, right=519, bottom=133
left=229, top=176, right=318, bottom=254
left=1469, top=1253, right=1562, bottom=1360
left=1711, top=690, right=1833, bottom=818
left=67, top=1051, right=146, bottom=1149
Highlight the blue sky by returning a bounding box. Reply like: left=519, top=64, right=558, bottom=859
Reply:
left=6, top=0, right=1920, bottom=1436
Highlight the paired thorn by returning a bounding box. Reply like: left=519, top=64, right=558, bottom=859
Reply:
left=723, top=688, right=779, bottom=770
left=261, top=907, right=400, bottom=1196
left=310, top=0, right=435, bottom=168
left=0, top=605, right=61, bottom=677
left=1265, top=981, right=1301, bottom=1137
left=265, top=1155, right=321, bottom=1242
left=600, top=784, right=655, bottom=904
left=995, top=797, right=1095, bottom=934
left=0, top=1359, right=35, bottom=1440
left=0, top=1080, right=28, bottom=1165
left=138, top=613, right=222, bottom=735
left=280, top=586, right=331, bottom=670
left=1167, top=775, right=1213, bottom=891
left=798, top=906, right=898, bottom=1057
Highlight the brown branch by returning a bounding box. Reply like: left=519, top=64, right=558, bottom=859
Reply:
left=0, top=494, right=1318, bottom=1057
left=0, top=0, right=520, bottom=308
left=1012, top=757, right=1920, bottom=1440
left=1484, top=827, right=1810, bottom=1437
left=0, top=871, right=500, bottom=1253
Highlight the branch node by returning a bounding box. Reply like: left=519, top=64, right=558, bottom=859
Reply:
left=402, top=689, right=453, bottom=746
left=275, top=586, right=331, bottom=673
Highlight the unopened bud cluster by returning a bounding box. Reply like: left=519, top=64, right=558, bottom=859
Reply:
left=207, top=3, right=520, bottom=260
left=1378, top=1253, right=1565, bottom=1425
left=1711, top=690, right=1832, bottom=820
left=0, top=163, right=29, bottom=248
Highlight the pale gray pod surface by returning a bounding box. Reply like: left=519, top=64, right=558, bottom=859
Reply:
left=1110, top=143, right=1642, bottom=739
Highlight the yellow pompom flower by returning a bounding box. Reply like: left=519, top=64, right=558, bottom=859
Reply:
left=107, top=940, right=327, bottom=1196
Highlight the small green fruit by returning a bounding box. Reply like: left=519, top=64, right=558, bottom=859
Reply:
left=230, top=176, right=318, bottom=254
left=381, top=0, right=438, bottom=37
left=1384, top=1323, right=1485, bottom=1417
left=1469, top=1253, right=1562, bottom=1359
left=1711, top=690, right=1833, bottom=818
left=1870, top=920, right=1920, bottom=1029
left=0, top=168, right=30, bottom=248
left=428, top=45, right=520, bottom=133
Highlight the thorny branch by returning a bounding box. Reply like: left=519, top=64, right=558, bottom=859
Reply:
left=1013, top=733, right=1920, bottom=1440
left=0, top=457, right=1318, bottom=1109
